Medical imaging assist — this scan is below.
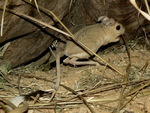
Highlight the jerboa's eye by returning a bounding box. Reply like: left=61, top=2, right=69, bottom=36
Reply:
left=116, top=25, right=121, bottom=30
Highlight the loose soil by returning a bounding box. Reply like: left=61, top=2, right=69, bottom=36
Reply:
left=0, top=40, right=150, bottom=113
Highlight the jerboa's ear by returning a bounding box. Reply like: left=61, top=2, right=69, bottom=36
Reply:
left=103, top=18, right=115, bottom=26
left=97, top=16, right=109, bottom=23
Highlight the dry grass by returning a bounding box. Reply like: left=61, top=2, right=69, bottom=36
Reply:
left=130, top=0, right=150, bottom=21
left=0, top=38, right=149, bottom=112
left=0, top=0, right=149, bottom=113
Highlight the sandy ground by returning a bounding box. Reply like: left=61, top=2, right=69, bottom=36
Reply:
left=0, top=44, right=150, bottom=113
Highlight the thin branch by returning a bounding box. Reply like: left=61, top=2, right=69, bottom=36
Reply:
left=1, top=0, right=8, bottom=37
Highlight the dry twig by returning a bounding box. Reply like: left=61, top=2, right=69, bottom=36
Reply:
left=0, top=0, right=7, bottom=36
